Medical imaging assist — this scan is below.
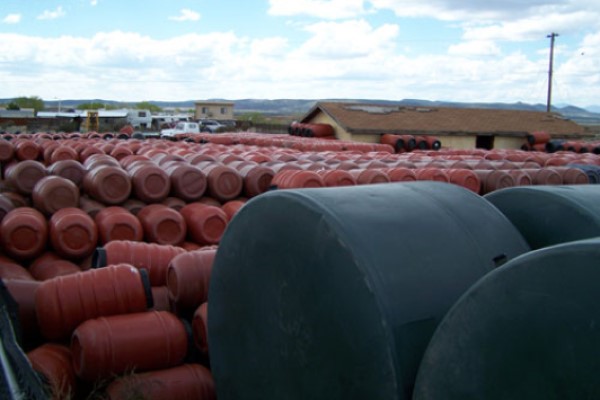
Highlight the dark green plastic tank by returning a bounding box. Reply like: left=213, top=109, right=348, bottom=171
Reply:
left=413, top=237, right=600, bottom=400
left=208, top=182, right=530, bottom=400
left=485, top=185, right=600, bottom=250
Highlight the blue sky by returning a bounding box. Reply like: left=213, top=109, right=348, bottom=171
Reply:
left=1, top=0, right=598, bottom=108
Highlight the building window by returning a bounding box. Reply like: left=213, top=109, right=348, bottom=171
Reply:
left=138, top=111, right=147, bottom=117
left=202, top=107, right=208, bottom=114
left=476, top=135, right=495, bottom=150
left=220, top=107, right=227, bottom=114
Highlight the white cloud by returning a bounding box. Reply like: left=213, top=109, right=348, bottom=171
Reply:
left=90, top=0, right=98, bottom=6
left=2, top=14, right=21, bottom=24
left=448, top=40, right=501, bottom=56
left=37, top=6, right=66, bottom=21
left=169, top=9, right=201, bottom=22
left=268, top=0, right=368, bottom=19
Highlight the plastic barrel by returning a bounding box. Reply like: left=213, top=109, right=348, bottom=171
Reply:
left=49, top=207, right=98, bottom=260
left=5, top=160, right=48, bottom=195
left=0, top=207, right=48, bottom=261
left=485, top=185, right=600, bottom=250
left=137, top=204, right=187, bottom=246
left=413, top=238, right=600, bottom=400
left=128, top=163, right=171, bottom=203
left=27, top=343, right=76, bottom=400
left=208, top=182, right=530, bottom=400
left=0, top=255, right=34, bottom=280
left=180, top=203, right=228, bottom=245
left=83, top=165, right=132, bottom=205
left=93, top=240, right=186, bottom=286
left=192, top=302, right=210, bottom=359
left=32, top=176, right=80, bottom=216
left=71, top=310, right=188, bottom=381
left=94, top=206, right=144, bottom=244
left=35, top=264, right=152, bottom=341
left=167, top=249, right=216, bottom=310
left=29, top=252, right=81, bottom=281
left=105, top=364, right=216, bottom=400
left=47, top=159, right=87, bottom=187
left=166, top=163, right=207, bottom=202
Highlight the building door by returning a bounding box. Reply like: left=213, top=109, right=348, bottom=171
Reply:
left=476, top=135, right=495, bottom=150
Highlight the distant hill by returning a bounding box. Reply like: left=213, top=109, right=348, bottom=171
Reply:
left=3, top=97, right=600, bottom=126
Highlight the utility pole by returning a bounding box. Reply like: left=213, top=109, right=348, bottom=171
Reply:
left=546, top=32, right=559, bottom=113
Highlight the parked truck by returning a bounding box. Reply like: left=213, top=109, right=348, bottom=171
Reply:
left=160, top=121, right=201, bottom=138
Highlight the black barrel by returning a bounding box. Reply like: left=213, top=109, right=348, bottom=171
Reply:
left=485, top=185, right=600, bottom=250
left=413, top=238, right=600, bottom=400
left=208, top=182, right=530, bottom=400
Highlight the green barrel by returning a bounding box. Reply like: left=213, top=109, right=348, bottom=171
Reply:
left=209, top=182, right=530, bottom=400
left=485, top=185, right=600, bottom=250
left=414, top=238, right=600, bottom=400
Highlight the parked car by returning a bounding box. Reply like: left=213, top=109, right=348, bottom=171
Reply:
left=200, top=119, right=225, bottom=133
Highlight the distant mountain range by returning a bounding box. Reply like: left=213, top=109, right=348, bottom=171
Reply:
left=7, top=98, right=600, bottom=126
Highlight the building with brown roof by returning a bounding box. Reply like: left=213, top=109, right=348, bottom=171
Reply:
left=300, top=102, right=590, bottom=149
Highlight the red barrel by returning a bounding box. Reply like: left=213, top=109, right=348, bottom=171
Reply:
left=5, top=160, right=48, bottom=195
left=27, top=344, right=76, bottom=400
left=151, top=286, right=173, bottom=312
left=445, top=169, right=481, bottom=193
left=79, top=195, right=106, bottom=219
left=0, top=255, right=34, bottom=280
left=94, top=240, right=186, bottom=286
left=474, top=170, right=516, bottom=195
left=523, top=168, right=563, bottom=185
left=318, top=169, right=357, bottom=187
left=83, top=165, right=132, bottom=205
left=105, top=363, right=216, bottom=400
left=121, top=198, right=146, bottom=215
left=202, top=163, right=243, bottom=202
left=415, top=168, right=450, bottom=182
left=49, top=146, right=78, bottom=164
left=192, top=303, right=210, bottom=358
left=14, top=139, right=41, bottom=161
left=0, top=207, right=48, bottom=260
left=180, top=203, right=228, bottom=245
left=47, top=159, right=87, bottom=187
left=162, top=196, right=187, bottom=211
left=385, top=168, right=417, bottom=182
left=71, top=310, right=188, bottom=381
left=548, top=167, right=590, bottom=184
left=271, top=170, right=325, bottom=189
left=507, top=169, right=533, bottom=186
left=237, top=165, right=275, bottom=197
left=137, top=204, right=187, bottom=246
left=128, top=163, right=171, bottom=203
left=167, top=249, right=216, bottom=310
left=95, top=206, right=144, bottom=244
left=166, top=163, right=207, bottom=202
left=221, top=200, right=245, bottom=222
left=350, top=169, right=391, bottom=185
left=49, top=207, right=98, bottom=260
left=29, top=252, right=81, bottom=281
left=35, top=264, right=152, bottom=341
left=32, top=176, right=80, bottom=216
left=0, top=194, right=15, bottom=221
left=0, top=138, right=14, bottom=163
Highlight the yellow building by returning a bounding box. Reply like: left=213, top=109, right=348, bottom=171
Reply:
left=300, top=102, right=590, bottom=150
left=194, top=101, right=235, bottom=121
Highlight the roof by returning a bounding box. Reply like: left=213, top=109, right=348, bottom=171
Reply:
left=301, top=101, right=587, bottom=137
left=37, top=110, right=128, bottom=118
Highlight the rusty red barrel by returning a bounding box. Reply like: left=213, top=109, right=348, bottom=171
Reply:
left=49, top=207, right=98, bottom=260
left=166, top=163, right=207, bottom=202
left=95, top=206, right=144, bottom=244
left=137, top=204, right=187, bottom=246
left=5, top=160, right=48, bottom=195
left=105, top=363, right=216, bottom=400
left=27, top=343, right=76, bottom=400
left=201, top=163, right=243, bottom=202
left=167, top=249, right=216, bottom=310
left=128, top=162, right=171, bottom=203
left=32, top=175, right=80, bottom=216
left=83, top=165, right=132, bottom=205
left=93, top=240, right=186, bottom=286
left=0, top=207, right=48, bottom=260
left=35, top=264, right=152, bottom=341
left=47, top=159, right=87, bottom=187
left=0, top=255, right=34, bottom=280
left=71, top=310, right=188, bottom=381
left=29, top=252, right=81, bottom=281
left=180, top=203, right=228, bottom=245
left=192, top=303, right=210, bottom=358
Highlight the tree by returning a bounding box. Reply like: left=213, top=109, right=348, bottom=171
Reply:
left=135, top=101, right=162, bottom=113
left=77, top=102, right=109, bottom=110
left=238, top=112, right=267, bottom=124
left=10, top=96, right=45, bottom=112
